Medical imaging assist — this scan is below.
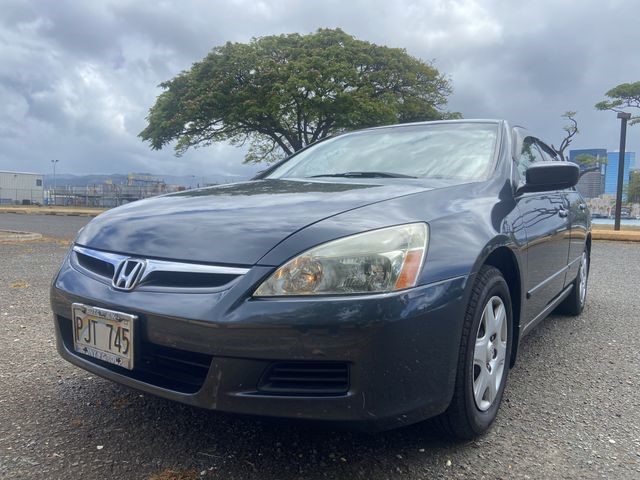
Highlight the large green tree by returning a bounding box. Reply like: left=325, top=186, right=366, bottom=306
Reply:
left=626, top=170, right=640, bottom=203
left=595, top=81, right=640, bottom=124
left=140, top=28, right=458, bottom=163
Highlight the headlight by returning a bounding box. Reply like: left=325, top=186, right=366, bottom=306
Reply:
left=253, top=223, right=428, bottom=296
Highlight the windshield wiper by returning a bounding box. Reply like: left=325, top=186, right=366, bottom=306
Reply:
left=309, top=171, right=417, bottom=179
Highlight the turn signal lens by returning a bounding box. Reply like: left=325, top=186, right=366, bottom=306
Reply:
left=253, top=223, right=428, bottom=296
left=394, top=249, right=424, bottom=290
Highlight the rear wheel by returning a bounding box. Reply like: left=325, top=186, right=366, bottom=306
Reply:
left=556, top=249, right=589, bottom=316
left=435, top=265, right=512, bottom=440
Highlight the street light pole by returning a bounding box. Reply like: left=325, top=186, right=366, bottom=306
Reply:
left=51, top=159, right=59, bottom=206
left=614, top=112, right=631, bottom=231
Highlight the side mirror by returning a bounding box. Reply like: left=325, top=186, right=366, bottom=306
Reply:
left=517, top=161, right=580, bottom=194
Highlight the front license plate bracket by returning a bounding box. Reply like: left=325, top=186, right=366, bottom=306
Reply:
left=71, top=303, right=136, bottom=370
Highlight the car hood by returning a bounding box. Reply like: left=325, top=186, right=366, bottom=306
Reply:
left=76, top=179, right=434, bottom=266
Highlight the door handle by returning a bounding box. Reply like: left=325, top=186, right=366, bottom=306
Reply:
left=579, top=203, right=587, bottom=210
left=557, top=208, right=569, bottom=218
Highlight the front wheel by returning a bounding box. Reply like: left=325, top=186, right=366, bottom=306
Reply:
left=435, top=265, right=512, bottom=440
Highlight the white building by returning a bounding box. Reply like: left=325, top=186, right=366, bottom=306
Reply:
left=0, top=171, right=45, bottom=205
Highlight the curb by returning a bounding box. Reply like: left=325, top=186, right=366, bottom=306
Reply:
left=0, top=207, right=104, bottom=217
left=0, top=230, right=43, bottom=243
left=592, top=230, right=640, bottom=242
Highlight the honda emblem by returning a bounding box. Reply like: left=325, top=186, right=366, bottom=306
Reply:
left=112, top=259, right=146, bottom=291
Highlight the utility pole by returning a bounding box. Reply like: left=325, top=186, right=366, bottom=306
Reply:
left=51, top=159, right=59, bottom=206
left=614, top=112, right=631, bottom=231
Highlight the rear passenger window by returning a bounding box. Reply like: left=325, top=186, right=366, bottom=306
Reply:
left=516, top=137, right=544, bottom=178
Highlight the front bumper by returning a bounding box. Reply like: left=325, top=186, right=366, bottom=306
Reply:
left=51, top=256, right=470, bottom=431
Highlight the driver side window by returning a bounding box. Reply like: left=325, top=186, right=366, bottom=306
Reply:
left=517, top=137, right=545, bottom=179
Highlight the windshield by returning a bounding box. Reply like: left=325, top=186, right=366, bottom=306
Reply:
left=266, top=122, right=499, bottom=182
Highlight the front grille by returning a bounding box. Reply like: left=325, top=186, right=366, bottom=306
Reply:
left=70, top=245, right=249, bottom=291
left=76, top=251, right=115, bottom=278
left=258, top=362, right=349, bottom=396
left=142, top=270, right=238, bottom=289
left=58, top=316, right=212, bottom=394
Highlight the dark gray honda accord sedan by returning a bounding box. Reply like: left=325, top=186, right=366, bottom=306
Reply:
left=51, top=120, right=590, bottom=439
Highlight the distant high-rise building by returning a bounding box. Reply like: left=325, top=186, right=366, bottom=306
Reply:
left=569, top=149, right=607, bottom=199
left=605, top=151, right=635, bottom=195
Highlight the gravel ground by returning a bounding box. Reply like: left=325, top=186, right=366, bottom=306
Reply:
left=1, top=215, right=639, bottom=480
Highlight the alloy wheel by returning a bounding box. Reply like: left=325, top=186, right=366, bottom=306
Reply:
left=473, top=296, right=508, bottom=412
left=579, top=251, right=588, bottom=307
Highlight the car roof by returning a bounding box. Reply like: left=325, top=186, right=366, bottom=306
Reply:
left=361, top=118, right=507, bottom=132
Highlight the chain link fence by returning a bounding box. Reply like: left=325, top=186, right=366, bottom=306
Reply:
left=0, top=184, right=185, bottom=207
left=50, top=184, right=185, bottom=208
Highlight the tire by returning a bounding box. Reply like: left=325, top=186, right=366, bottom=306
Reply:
left=556, top=249, right=589, bottom=316
left=434, top=265, right=513, bottom=440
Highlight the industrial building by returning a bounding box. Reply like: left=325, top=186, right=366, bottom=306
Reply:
left=48, top=173, right=182, bottom=207
left=0, top=170, right=44, bottom=205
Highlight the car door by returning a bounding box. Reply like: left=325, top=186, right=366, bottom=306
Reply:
left=536, top=142, right=588, bottom=287
left=514, top=137, right=572, bottom=325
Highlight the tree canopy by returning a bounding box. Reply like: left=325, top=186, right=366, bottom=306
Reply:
left=573, top=153, right=606, bottom=177
left=139, top=28, right=458, bottom=163
left=595, top=81, right=640, bottom=124
left=626, top=170, right=640, bottom=203
left=574, top=153, right=606, bottom=166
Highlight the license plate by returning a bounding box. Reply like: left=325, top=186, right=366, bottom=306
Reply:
left=72, top=303, right=136, bottom=370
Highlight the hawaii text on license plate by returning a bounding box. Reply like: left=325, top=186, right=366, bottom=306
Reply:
left=72, top=303, right=136, bottom=370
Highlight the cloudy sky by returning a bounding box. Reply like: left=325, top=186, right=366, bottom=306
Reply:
left=1, top=0, right=639, bottom=180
